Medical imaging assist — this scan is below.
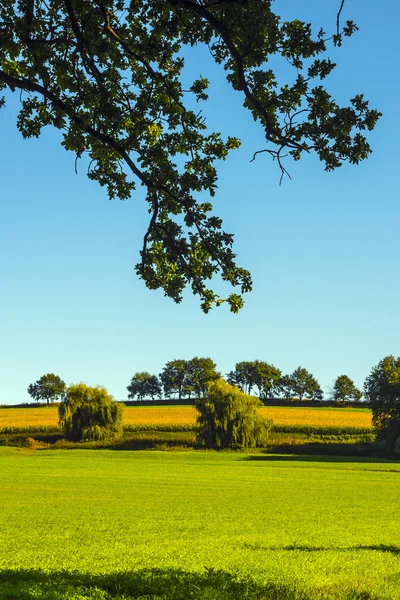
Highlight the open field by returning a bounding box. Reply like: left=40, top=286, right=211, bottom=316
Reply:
left=0, top=404, right=373, bottom=429
left=0, top=447, right=399, bottom=600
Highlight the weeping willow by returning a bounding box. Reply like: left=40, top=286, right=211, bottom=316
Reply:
left=59, top=383, right=124, bottom=442
left=196, top=379, right=272, bottom=449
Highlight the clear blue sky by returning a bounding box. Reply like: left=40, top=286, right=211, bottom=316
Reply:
left=1, top=0, right=398, bottom=404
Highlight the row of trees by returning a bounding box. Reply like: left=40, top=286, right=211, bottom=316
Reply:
left=127, top=358, right=220, bottom=401
left=26, top=354, right=400, bottom=455
left=126, top=359, right=363, bottom=403
left=26, top=362, right=363, bottom=405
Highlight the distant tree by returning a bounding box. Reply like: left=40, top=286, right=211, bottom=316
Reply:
left=27, top=373, right=66, bottom=405
left=227, top=361, right=257, bottom=395
left=187, top=357, right=221, bottom=398
left=127, top=372, right=162, bottom=401
left=277, top=374, right=295, bottom=400
left=160, top=359, right=191, bottom=401
left=196, top=379, right=272, bottom=449
left=252, top=361, right=281, bottom=399
left=288, top=367, right=323, bottom=401
left=59, top=383, right=123, bottom=442
left=364, top=355, right=400, bottom=457
left=333, top=375, right=362, bottom=404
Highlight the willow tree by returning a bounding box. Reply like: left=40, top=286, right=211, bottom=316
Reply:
left=59, top=383, right=124, bottom=441
left=0, top=1, right=380, bottom=312
left=196, top=378, right=272, bottom=448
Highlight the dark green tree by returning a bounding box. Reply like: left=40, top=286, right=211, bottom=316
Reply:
left=27, top=373, right=66, bottom=405
left=227, top=361, right=257, bottom=395
left=333, top=375, right=362, bottom=404
left=127, top=372, right=162, bottom=401
left=58, top=383, right=123, bottom=442
left=0, top=1, right=380, bottom=312
left=196, top=378, right=272, bottom=448
left=364, top=356, right=400, bottom=457
left=289, top=367, right=323, bottom=401
left=187, top=357, right=221, bottom=397
left=160, top=359, right=191, bottom=401
left=277, top=374, right=295, bottom=400
left=252, top=361, right=281, bottom=399
left=227, top=360, right=281, bottom=398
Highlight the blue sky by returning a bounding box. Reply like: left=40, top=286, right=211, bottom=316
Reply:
left=1, top=0, right=398, bottom=404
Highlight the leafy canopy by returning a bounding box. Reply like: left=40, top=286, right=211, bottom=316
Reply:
left=364, top=356, right=400, bottom=456
left=160, top=356, right=219, bottom=399
left=196, top=378, right=272, bottom=448
left=0, top=1, right=380, bottom=312
left=127, top=372, right=162, bottom=401
left=227, top=360, right=281, bottom=398
left=58, top=382, right=124, bottom=441
left=27, top=373, right=66, bottom=404
left=282, top=366, right=323, bottom=401
left=333, top=374, right=362, bottom=403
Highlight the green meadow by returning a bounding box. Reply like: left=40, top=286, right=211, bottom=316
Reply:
left=1, top=447, right=399, bottom=600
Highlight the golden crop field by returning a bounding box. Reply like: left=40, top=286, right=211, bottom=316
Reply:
left=260, top=406, right=372, bottom=428
left=0, top=407, right=59, bottom=427
left=0, top=404, right=372, bottom=429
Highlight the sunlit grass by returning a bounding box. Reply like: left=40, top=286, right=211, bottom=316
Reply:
left=0, top=448, right=399, bottom=599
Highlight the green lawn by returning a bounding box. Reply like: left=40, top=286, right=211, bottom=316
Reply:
left=0, top=447, right=399, bottom=599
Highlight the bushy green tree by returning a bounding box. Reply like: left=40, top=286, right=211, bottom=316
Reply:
left=127, top=372, right=162, bottom=401
left=27, top=373, right=66, bottom=405
left=227, top=360, right=281, bottom=398
left=0, top=1, right=380, bottom=312
left=58, top=383, right=123, bottom=442
left=252, top=361, right=281, bottom=399
left=196, top=379, right=272, bottom=449
left=160, top=359, right=191, bottom=400
left=227, top=361, right=257, bottom=395
left=187, top=357, right=220, bottom=397
left=364, top=356, right=400, bottom=457
left=277, top=374, right=295, bottom=400
left=286, top=367, right=323, bottom=401
left=333, top=375, right=362, bottom=403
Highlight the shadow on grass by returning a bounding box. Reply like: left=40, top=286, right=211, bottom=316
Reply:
left=0, top=432, right=197, bottom=451
left=244, top=452, right=397, bottom=465
left=243, top=542, right=400, bottom=555
left=0, top=567, right=314, bottom=600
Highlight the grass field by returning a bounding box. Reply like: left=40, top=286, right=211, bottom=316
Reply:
left=0, top=447, right=399, bottom=600
left=0, top=404, right=373, bottom=429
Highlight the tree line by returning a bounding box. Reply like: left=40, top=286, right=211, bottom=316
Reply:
left=26, top=360, right=364, bottom=405
left=126, top=359, right=363, bottom=404
left=25, top=354, right=400, bottom=456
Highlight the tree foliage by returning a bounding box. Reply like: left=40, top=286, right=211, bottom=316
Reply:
left=160, top=357, right=219, bottom=399
left=127, top=372, right=162, bottom=401
left=58, top=382, right=124, bottom=441
left=227, top=360, right=281, bottom=398
left=0, top=1, right=380, bottom=312
left=364, top=356, right=400, bottom=457
left=27, top=373, right=66, bottom=404
left=187, top=356, right=220, bottom=397
left=333, top=375, right=362, bottom=404
left=160, top=359, right=191, bottom=401
left=280, top=367, right=323, bottom=401
left=196, top=378, right=272, bottom=448
left=227, top=361, right=256, bottom=395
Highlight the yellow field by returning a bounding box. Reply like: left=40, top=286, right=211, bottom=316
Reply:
left=0, top=404, right=373, bottom=429
left=260, top=406, right=372, bottom=428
